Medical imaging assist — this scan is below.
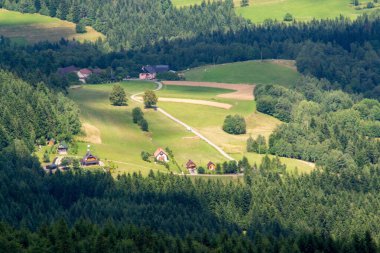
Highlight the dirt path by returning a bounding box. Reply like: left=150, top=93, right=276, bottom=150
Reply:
left=162, top=81, right=255, bottom=100
left=135, top=96, right=232, bottom=109
left=130, top=81, right=235, bottom=161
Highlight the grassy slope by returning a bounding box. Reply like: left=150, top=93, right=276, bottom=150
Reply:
left=69, top=81, right=226, bottom=176
left=172, top=0, right=379, bottom=23
left=157, top=85, right=314, bottom=174
left=0, top=9, right=104, bottom=44
left=183, top=60, right=300, bottom=86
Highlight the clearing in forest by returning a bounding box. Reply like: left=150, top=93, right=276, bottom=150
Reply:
left=0, top=9, right=104, bottom=44
left=172, top=0, right=379, bottom=23
left=157, top=83, right=315, bottom=174
left=69, top=81, right=226, bottom=176
left=182, top=60, right=300, bottom=86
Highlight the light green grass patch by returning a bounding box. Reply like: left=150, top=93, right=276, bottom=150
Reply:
left=69, top=81, right=226, bottom=176
left=157, top=84, right=314, bottom=173
left=183, top=60, right=300, bottom=86
left=0, top=9, right=105, bottom=44
left=158, top=85, right=235, bottom=100
left=172, top=0, right=379, bottom=23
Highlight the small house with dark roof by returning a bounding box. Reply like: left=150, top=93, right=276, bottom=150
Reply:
left=57, top=65, right=79, bottom=76
left=154, top=148, right=169, bottom=162
left=57, top=141, right=68, bottom=155
left=207, top=161, right=216, bottom=171
left=139, top=65, right=170, bottom=80
left=81, top=151, right=99, bottom=166
left=186, top=160, right=197, bottom=174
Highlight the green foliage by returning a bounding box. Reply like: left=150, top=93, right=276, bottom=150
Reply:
left=140, top=151, right=151, bottom=162
left=367, top=2, right=375, bottom=8
left=198, top=166, right=205, bottom=174
left=156, top=71, right=183, bottom=81
left=75, top=19, right=86, bottom=34
left=283, top=13, right=294, bottom=21
left=139, top=118, right=149, bottom=132
left=257, top=77, right=380, bottom=167
left=43, top=150, right=50, bottom=163
left=247, top=135, right=267, bottom=154
left=240, top=0, right=249, bottom=7
left=143, top=90, right=158, bottom=108
left=109, top=84, right=127, bottom=106
left=132, top=107, right=149, bottom=132
left=132, top=107, right=144, bottom=124
left=223, top=115, right=246, bottom=135
left=0, top=71, right=80, bottom=151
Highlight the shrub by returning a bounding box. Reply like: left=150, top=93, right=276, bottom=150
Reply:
left=223, top=115, right=246, bottom=135
left=132, top=107, right=144, bottom=124
left=367, top=2, right=375, bottom=8
left=43, top=150, right=50, bottom=163
left=140, top=119, right=149, bottom=132
left=75, top=19, right=87, bottom=33
left=141, top=151, right=151, bottom=162
left=283, top=13, right=294, bottom=22
left=198, top=167, right=206, bottom=174
left=156, top=72, right=183, bottom=81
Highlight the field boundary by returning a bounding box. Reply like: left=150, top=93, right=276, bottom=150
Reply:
left=162, top=81, right=255, bottom=100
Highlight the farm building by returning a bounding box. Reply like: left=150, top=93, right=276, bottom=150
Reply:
left=47, top=139, right=55, bottom=146
left=78, top=68, right=93, bottom=83
left=186, top=160, right=197, bottom=174
left=154, top=148, right=169, bottom=162
left=57, top=142, right=68, bottom=155
left=81, top=151, right=99, bottom=166
left=57, top=65, right=79, bottom=75
left=207, top=161, right=216, bottom=171
left=139, top=65, right=170, bottom=80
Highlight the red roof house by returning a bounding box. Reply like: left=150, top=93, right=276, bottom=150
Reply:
left=154, top=148, right=169, bottom=162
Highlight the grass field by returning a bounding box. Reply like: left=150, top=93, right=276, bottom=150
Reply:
left=183, top=60, right=300, bottom=86
left=0, top=9, right=105, bottom=44
left=172, top=0, right=379, bottom=23
left=157, top=85, right=315, bottom=174
left=68, top=81, right=226, bottom=176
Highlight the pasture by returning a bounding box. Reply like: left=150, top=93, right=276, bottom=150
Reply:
left=172, top=0, right=379, bottom=23
left=157, top=84, right=315, bottom=174
left=183, top=60, right=300, bottom=86
left=0, top=9, right=104, bottom=44
left=68, top=81, right=226, bottom=176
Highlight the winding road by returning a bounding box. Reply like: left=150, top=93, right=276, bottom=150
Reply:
left=131, top=81, right=235, bottom=161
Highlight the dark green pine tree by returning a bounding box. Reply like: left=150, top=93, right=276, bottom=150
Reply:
left=240, top=0, right=249, bottom=7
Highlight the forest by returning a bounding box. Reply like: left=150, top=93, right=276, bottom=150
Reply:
left=1, top=0, right=380, bottom=252
left=2, top=12, right=380, bottom=97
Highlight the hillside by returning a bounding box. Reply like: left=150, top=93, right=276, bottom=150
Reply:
left=0, top=9, right=104, bottom=44
left=183, top=60, right=300, bottom=86
left=68, top=81, right=226, bottom=176
left=172, top=0, right=380, bottom=23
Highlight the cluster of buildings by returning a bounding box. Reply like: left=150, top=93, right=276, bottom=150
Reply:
left=46, top=142, right=215, bottom=175
left=45, top=141, right=100, bottom=171
left=153, top=147, right=215, bottom=175
left=139, top=65, right=170, bottom=80
left=57, top=65, right=103, bottom=83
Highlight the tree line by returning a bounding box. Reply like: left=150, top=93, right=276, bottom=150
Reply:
left=0, top=70, right=80, bottom=152
left=254, top=76, right=380, bottom=169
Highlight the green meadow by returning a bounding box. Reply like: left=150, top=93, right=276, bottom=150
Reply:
left=157, top=85, right=315, bottom=174
left=0, top=9, right=104, bottom=44
left=183, top=60, right=300, bottom=86
left=68, top=81, right=226, bottom=176
left=172, top=0, right=379, bottom=23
